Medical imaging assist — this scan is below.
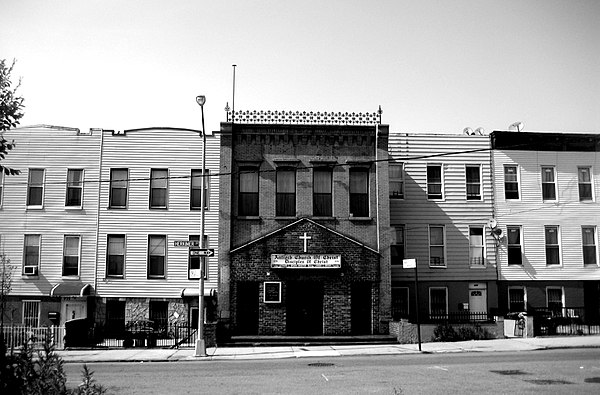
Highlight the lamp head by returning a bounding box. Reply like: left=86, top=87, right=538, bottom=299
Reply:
left=196, top=95, right=206, bottom=107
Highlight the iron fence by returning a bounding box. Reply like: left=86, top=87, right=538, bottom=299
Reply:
left=428, top=311, right=493, bottom=324
left=91, top=321, right=198, bottom=348
left=1, top=325, right=65, bottom=350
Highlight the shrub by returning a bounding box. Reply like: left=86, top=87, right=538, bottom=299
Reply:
left=433, top=324, right=493, bottom=342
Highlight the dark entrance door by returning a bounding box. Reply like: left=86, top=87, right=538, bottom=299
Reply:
left=286, top=281, right=323, bottom=335
left=584, top=281, right=600, bottom=323
left=236, top=282, right=259, bottom=335
left=351, top=283, right=372, bottom=335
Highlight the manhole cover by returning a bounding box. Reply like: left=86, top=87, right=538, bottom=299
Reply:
left=584, top=377, right=600, bottom=383
left=490, top=370, right=529, bottom=376
left=308, top=362, right=335, bottom=367
left=524, top=379, right=573, bottom=385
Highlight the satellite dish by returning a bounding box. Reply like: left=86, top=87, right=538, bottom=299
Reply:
left=487, top=218, right=497, bottom=229
left=475, top=127, right=485, bottom=135
left=463, top=127, right=473, bottom=135
left=508, top=122, right=524, bottom=132
left=492, top=227, right=503, bottom=237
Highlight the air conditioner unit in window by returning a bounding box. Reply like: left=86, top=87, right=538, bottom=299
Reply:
left=23, top=266, right=38, bottom=275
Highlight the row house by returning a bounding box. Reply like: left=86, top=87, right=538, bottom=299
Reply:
left=1, top=125, right=101, bottom=328
left=491, top=130, right=600, bottom=323
left=388, top=133, right=498, bottom=322
left=217, top=111, right=392, bottom=337
left=0, top=126, right=220, bottom=333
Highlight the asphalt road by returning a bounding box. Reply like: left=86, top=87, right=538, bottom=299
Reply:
left=64, top=348, right=600, bottom=394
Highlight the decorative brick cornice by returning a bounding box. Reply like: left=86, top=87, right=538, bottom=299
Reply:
left=226, top=110, right=381, bottom=125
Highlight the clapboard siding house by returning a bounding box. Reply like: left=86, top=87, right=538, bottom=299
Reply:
left=95, top=127, right=221, bottom=333
left=217, top=110, right=392, bottom=338
left=491, top=131, right=600, bottom=323
left=388, top=132, right=498, bottom=323
left=0, top=125, right=101, bottom=328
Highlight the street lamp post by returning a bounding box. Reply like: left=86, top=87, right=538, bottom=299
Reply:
left=195, top=95, right=207, bottom=357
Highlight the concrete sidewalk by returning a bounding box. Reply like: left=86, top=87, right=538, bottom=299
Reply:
left=56, top=335, right=600, bottom=363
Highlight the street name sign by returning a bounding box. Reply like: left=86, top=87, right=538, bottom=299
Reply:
left=190, top=249, right=215, bottom=257
left=173, top=240, right=200, bottom=247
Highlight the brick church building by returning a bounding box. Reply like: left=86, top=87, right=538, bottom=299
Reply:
left=217, top=110, right=392, bottom=338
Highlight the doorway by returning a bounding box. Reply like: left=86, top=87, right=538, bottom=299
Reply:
left=286, top=281, right=323, bottom=335
left=236, top=282, right=259, bottom=335
left=60, top=299, right=87, bottom=327
left=469, top=283, right=488, bottom=319
left=351, top=283, right=372, bottom=335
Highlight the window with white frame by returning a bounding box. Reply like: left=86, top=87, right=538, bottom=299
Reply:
left=109, top=169, right=128, bottom=208
left=392, top=287, right=409, bottom=320
left=465, top=165, right=481, bottom=200
left=582, top=226, right=597, bottom=266
left=23, top=300, right=40, bottom=327
left=188, top=234, right=208, bottom=280
left=391, top=226, right=405, bottom=265
left=429, top=287, right=448, bottom=318
left=469, top=226, right=485, bottom=267
left=508, top=287, right=526, bottom=312
left=578, top=167, right=593, bottom=201
left=504, top=165, right=519, bottom=199
left=507, top=226, right=523, bottom=265
left=545, top=226, right=561, bottom=266
left=23, top=235, right=41, bottom=274
left=429, top=225, right=445, bottom=267
left=150, top=168, right=168, bottom=208
left=148, top=235, right=166, bottom=278
left=27, top=169, right=45, bottom=207
left=427, top=164, right=443, bottom=200
left=66, top=169, right=84, bottom=207
left=62, top=235, right=80, bottom=276
left=547, top=287, right=564, bottom=317
left=389, top=163, right=404, bottom=199
left=191, top=169, right=210, bottom=210
left=106, top=235, right=125, bottom=277
left=541, top=166, right=556, bottom=201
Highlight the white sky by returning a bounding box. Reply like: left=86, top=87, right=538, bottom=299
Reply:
left=2, top=0, right=599, bottom=134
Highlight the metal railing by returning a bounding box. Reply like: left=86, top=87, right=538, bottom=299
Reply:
left=428, top=311, right=493, bottom=324
left=2, top=325, right=65, bottom=350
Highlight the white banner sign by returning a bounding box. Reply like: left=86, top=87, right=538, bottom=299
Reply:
left=271, top=254, right=341, bottom=269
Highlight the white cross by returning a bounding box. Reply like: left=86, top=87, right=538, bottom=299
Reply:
left=299, top=232, right=312, bottom=253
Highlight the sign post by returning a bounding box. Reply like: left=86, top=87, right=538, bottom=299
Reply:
left=404, top=258, right=422, bottom=351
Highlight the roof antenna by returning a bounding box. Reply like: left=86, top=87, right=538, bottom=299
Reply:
left=232, top=64, right=237, bottom=124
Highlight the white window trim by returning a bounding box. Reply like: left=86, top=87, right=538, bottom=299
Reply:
left=26, top=168, right=45, bottom=209
left=545, top=225, right=562, bottom=266
left=62, top=234, right=81, bottom=278
left=147, top=234, right=167, bottom=279
left=23, top=234, right=41, bottom=275
left=578, top=166, right=594, bottom=202
left=389, top=162, right=405, bottom=199
left=106, top=234, right=126, bottom=278
left=465, top=164, right=482, bottom=201
left=506, top=225, right=523, bottom=266
left=582, top=225, right=598, bottom=266
left=149, top=168, right=169, bottom=209
left=468, top=225, right=486, bottom=268
left=429, top=287, right=448, bottom=316
left=507, top=286, right=527, bottom=312
left=109, top=168, right=129, bottom=208
left=65, top=168, right=84, bottom=209
left=428, top=224, right=446, bottom=268
left=503, top=164, right=521, bottom=201
left=0, top=171, right=4, bottom=208
left=426, top=163, right=444, bottom=201
left=541, top=166, right=557, bottom=202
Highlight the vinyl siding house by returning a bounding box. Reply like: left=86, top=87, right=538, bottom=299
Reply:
left=388, top=132, right=498, bottom=323
left=95, top=127, right=220, bottom=334
left=491, top=131, right=600, bottom=324
left=0, top=125, right=101, bottom=329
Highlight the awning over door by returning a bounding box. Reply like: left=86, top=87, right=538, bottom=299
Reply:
left=50, top=283, right=93, bottom=297
left=181, top=288, right=217, bottom=297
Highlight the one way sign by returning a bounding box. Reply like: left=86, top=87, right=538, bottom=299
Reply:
left=190, top=249, right=215, bottom=257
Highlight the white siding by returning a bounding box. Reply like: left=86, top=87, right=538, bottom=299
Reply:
left=389, top=133, right=496, bottom=282
left=493, top=148, right=600, bottom=280
left=96, top=128, right=220, bottom=298
left=0, top=126, right=101, bottom=296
